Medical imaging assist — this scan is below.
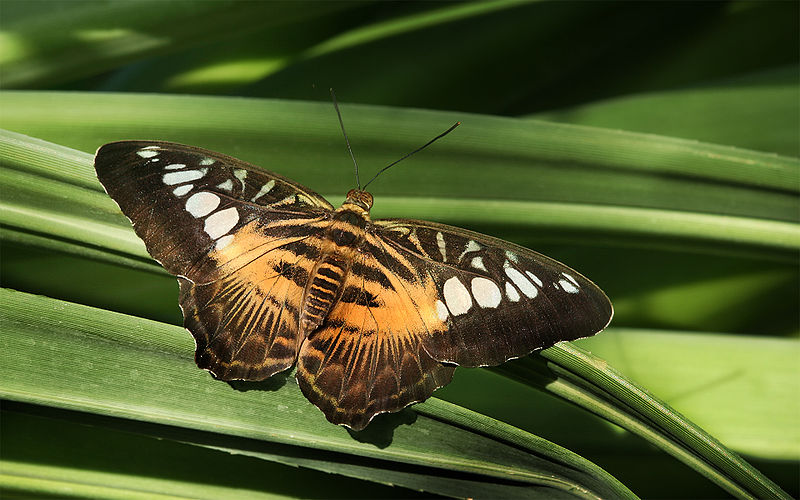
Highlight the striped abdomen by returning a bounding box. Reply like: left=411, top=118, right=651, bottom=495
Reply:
left=300, top=256, right=348, bottom=336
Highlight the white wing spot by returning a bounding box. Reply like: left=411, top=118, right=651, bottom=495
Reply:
left=199, top=157, right=215, bottom=166
left=172, top=184, right=193, bottom=197
left=504, top=266, right=538, bottom=298
left=164, top=163, right=186, bottom=170
left=234, top=169, right=247, bottom=190
left=136, top=150, right=158, bottom=158
left=185, top=192, right=220, bottom=218
left=204, top=207, right=239, bottom=239
left=436, top=232, right=447, bottom=261
left=443, top=277, right=472, bottom=315
left=562, top=273, right=579, bottom=287
left=435, top=300, right=449, bottom=321
left=459, top=240, right=481, bottom=261
left=215, top=234, right=234, bottom=250
left=505, top=250, right=519, bottom=263
left=526, top=271, right=543, bottom=287
left=471, top=277, right=501, bottom=308
left=162, top=169, right=207, bottom=186
left=251, top=180, right=275, bottom=202
left=559, top=279, right=580, bottom=293
left=471, top=256, right=487, bottom=271
left=216, top=179, right=234, bottom=192
left=141, top=145, right=161, bottom=150
left=150, top=158, right=160, bottom=162
left=505, top=282, right=520, bottom=302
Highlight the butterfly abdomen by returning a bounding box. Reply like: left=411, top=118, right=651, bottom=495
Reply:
left=300, top=257, right=348, bottom=335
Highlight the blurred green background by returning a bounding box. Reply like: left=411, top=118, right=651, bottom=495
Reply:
left=1, top=1, right=798, bottom=499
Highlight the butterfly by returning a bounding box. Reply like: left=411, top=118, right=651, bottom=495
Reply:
left=94, top=124, right=613, bottom=431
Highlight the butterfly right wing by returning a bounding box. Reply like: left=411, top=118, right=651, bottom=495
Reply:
left=95, top=141, right=334, bottom=380
left=373, top=218, right=613, bottom=367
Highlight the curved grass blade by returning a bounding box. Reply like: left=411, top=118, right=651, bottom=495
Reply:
left=0, top=288, right=635, bottom=500
left=1, top=406, right=426, bottom=500
left=13, top=0, right=792, bottom=120
left=532, top=65, right=800, bottom=157
left=494, top=345, right=792, bottom=500
left=2, top=128, right=798, bottom=266
left=2, top=92, right=797, bottom=203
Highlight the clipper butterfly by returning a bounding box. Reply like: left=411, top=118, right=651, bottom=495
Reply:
left=94, top=125, right=613, bottom=430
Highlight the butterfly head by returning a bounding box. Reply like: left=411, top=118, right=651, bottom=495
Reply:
left=344, top=189, right=374, bottom=213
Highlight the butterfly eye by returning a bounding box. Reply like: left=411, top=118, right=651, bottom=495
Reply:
left=344, top=189, right=373, bottom=210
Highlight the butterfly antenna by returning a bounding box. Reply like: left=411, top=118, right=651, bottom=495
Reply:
left=362, top=121, right=460, bottom=190
left=330, top=89, right=361, bottom=190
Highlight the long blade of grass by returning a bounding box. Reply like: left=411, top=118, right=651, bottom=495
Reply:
left=493, top=344, right=792, bottom=500
left=532, top=65, right=800, bottom=157
left=1, top=406, right=427, bottom=500
left=0, top=288, right=635, bottom=500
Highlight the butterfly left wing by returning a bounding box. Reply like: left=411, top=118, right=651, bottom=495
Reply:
left=296, top=218, right=612, bottom=429
left=95, top=141, right=334, bottom=380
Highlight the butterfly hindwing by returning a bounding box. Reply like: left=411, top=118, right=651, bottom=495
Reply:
left=95, top=141, right=332, bottom=380
left=296, top=251, right=455, bottom=430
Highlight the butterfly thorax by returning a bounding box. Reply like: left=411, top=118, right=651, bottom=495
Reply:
left=299, top=190, right=374, bottom=336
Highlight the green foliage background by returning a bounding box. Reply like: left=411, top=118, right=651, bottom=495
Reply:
left=1, top=1, right=797, bottom=499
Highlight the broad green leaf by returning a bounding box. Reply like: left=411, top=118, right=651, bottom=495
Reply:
left=492, top=345, right=792, bottom=500
left=1, top=92, right=796, bottom=223
left=3, top=408, right=418, bottom=500
left=532, top=66, right=800, bottom=157
left=575, top=329, right=800, bottom=461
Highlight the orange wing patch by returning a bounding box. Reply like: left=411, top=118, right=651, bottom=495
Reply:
left=180, top=218, right=328, bottom=381
left=296, top=237, right=454, bottom=430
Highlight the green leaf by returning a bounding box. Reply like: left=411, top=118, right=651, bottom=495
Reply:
left=1, top=288, right=634, bottom=500
left=1, top=0, right=797, bottom=497
left=1, top=100, right=794, bottom=498
left=532, top=65, right=800, bottom=157
left=575, top=328, right=800, bottom=461
left=494, top=344, right=791, bottom=500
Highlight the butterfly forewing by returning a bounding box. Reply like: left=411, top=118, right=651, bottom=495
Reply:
left=373, top=219, right=613, bottom=367
left=95, top=139, right=612, bottom=431
left=95, top=141, right=332, bottom=380
left=95, top=141, right=332, bottom=278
